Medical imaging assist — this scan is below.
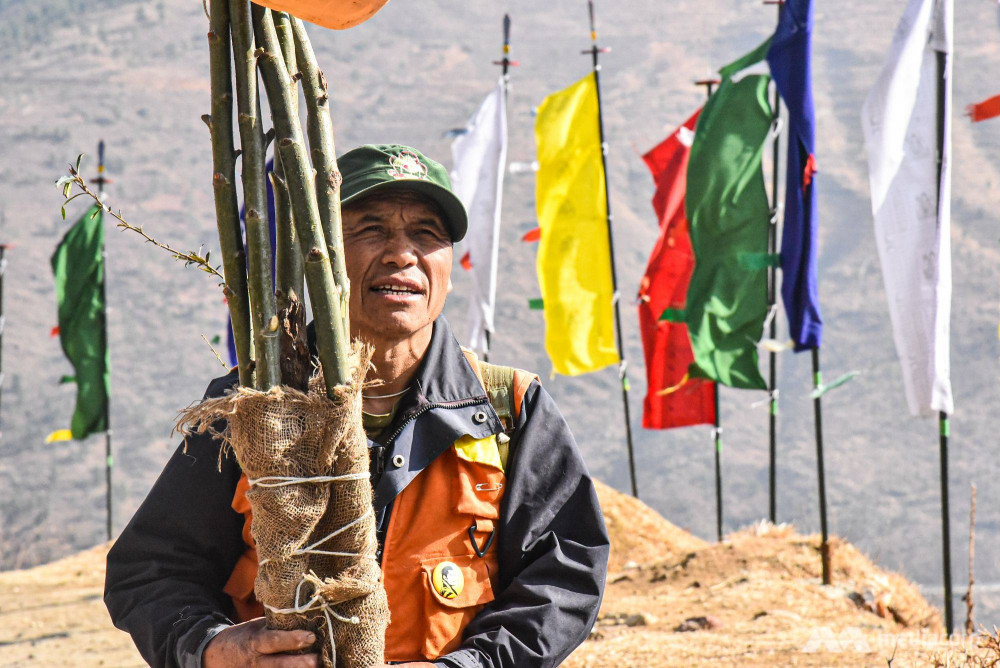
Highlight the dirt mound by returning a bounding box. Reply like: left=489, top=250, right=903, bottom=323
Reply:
left=595, top=479, right=707, bottom=571
left=566, top=514, right=958, bottom=667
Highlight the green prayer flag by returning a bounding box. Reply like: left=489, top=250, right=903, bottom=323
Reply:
left=51, top=205, right=109, bottom=440
left=809, top=370, right=860, bottom=400
left=528, top=297, right=544, bottom=310
left=659, top=308, right=685, bottom=323
left=684, top=40, right=773, bottom=390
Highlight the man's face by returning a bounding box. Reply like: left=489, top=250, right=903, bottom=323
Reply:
left=342, top=192, right=453, bottom=344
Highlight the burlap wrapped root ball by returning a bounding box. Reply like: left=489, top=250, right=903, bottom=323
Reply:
left=177, top=344, right=389, bottom=668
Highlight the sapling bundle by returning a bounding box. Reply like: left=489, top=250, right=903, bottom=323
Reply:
left=180, top=2, right=391, bottom=666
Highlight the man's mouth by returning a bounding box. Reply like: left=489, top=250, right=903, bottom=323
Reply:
left=372, top=286, right=420, bottom=295
left=370, top=279, right=424, bottom=297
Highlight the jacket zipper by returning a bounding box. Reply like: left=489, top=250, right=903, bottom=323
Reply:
left=372, top=395, right=492, bottom=563
left=377, top=396, right=488, bottom=472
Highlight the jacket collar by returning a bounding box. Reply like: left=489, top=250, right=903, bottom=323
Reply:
left=410, top=315, right=488, bottom=405
left=371, top=316, right=504, bottom=508
left=308, top=316, right=487, bottom=406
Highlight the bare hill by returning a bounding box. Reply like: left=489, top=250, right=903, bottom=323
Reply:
left=0, top=0, right=998, bottom=629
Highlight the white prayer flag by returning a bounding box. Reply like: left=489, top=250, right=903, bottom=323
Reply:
left=451, top=81, right=508, bottom=355
left=862, top=0, right=954, bottom=416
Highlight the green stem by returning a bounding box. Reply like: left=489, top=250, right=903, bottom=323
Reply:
left=271, top=11, right=303, bottom=317
left=291, top=17, right=350, bottom=334
left=252, top=6, right=350, bottom=394
left=271, top=173, right=302, bottom=313
left=268, top=15, right=308, bottom=389
left=230, top=0, right=280, bottom=390
left=207, top=0, right=253, bottom=387
left=274, top=11, right=298, bottom=89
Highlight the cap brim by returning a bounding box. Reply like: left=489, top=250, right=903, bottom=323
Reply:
left=340, top=179, right=468, bottom=242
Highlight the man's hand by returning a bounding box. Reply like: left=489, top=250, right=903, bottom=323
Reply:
left=203, top=619, right=319, bottom=667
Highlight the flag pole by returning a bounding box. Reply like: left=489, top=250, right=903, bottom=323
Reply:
left=764, top=0, right=829, bottom=583
left=810, top=347, right=831, bottom=584
left=486, top=13, right=517, bottom=364
left=695, top=77, right=724, bottom=542
left=584, top=0, right=639, bottom=498
left=713, top=384, right=723, bottom=542
left=939, top=410, right=953, bottom=634
left=0, top=210, right=7, bottom=435
left=94, top=139, right=113, bottom=542
left=935, top=43, right=954, bottom=637
left=763, top=0, right=784, bottom=524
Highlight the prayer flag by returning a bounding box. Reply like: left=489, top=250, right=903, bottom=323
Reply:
left=451, top=80, right=508, bottom=356
left=862, top=0, right=953, bottom=416
left=534, top=73, right=618, bottom=376
left=966, top=94, right=1000, bottom=122
left=50, top=205, right=109, bottom=440
left=638, top=108, right=716, bottom=429
left=767, top=0, right=823, bottom=350
left=521, top=227, right=540, bottom=243
left=681, top=41, right=774, bottom=390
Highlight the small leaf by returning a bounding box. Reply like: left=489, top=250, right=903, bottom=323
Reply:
left=61, top=206, right=67, bottom=220
left=62, top=182, right=72, bottom=198
left=75, top=153, right=85, bottom=174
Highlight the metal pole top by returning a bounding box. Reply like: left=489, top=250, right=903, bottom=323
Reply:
left=695, top=78, right=720, bottom=99
left=492, top=13, right=519, bottom=73
left=93, top=139, right=113, bottom=192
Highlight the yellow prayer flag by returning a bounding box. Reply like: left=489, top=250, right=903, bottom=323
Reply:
left=534, top=73, right=619, bottom=376
left=45, top=429, right=74, bottom=444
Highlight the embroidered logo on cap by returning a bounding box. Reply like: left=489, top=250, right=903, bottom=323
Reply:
left=387, top=150, right=429, bottom=181
left=431, top=561, right=464, bottom=600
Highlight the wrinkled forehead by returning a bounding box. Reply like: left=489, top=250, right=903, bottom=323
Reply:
left=343, top=189, right=448, bottom=226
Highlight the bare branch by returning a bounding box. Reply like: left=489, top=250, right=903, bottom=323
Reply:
left=201, top=333, right=231, bottom=370
left=59, top=169, right=226, bottom=282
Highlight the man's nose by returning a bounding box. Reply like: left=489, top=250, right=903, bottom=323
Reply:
left=380, top=232, right=418, bottom=267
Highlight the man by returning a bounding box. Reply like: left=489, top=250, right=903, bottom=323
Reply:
left=105, top=145, right=609, bottom=668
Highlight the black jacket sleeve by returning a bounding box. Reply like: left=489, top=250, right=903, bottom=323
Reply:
left=439, top=380, right=610, bottom=668
left=104, top=372, right=246, bottom=668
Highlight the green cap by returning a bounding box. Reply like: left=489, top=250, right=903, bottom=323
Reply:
left=338, top=144, right=468, bottom=242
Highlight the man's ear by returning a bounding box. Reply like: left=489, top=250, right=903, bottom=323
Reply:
left=447, top=276, right=454, bottom=294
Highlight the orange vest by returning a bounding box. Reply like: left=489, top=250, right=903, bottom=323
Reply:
left=224, top=353, right=535, bottom=661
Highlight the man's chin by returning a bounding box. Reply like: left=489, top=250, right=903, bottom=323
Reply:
left=359, top=312, right=432, bottom=343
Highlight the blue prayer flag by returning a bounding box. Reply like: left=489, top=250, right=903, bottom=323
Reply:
left=766, top=0, right=823, bottom=351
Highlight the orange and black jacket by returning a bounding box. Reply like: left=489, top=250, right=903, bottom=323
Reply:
left=104, top=317, right=610, bottom=668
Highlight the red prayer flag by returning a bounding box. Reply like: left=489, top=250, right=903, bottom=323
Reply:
left=460, top=251, right=473, bottom=271
left=638, top=108, right=716, bottom=429
left=967, top=94, right=1000, bottom=122
left=521, top=227, right=541, bottom=242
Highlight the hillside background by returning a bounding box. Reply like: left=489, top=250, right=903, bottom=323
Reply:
left=0, top=0, right=998, bottom=627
